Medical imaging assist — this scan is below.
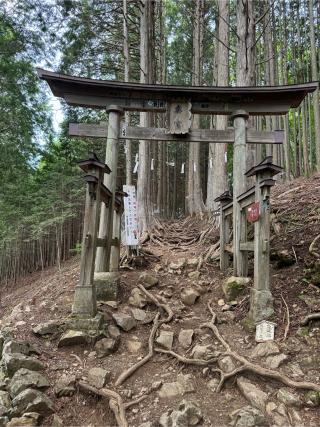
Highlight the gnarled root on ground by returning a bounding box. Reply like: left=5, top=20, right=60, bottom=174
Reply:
left=78, top=381, right=128, bottom=427
left=115, top=285, right=174, bottom=386
left=201, top=302, right=320, bottom=393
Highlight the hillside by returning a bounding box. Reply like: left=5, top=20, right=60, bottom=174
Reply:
left=0, top=174, right=320, bottom=427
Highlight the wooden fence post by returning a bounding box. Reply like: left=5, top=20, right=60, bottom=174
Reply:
left=232, top=110, right=249, bottom=277
left=72, top=155, right=108, bottom=318
left=245, top=157, right=282, bottom=322
left=95, top=106, right=123, bottom=273
left=215, top=191, right=232, bottom=272
left=109, top=201, right=123, bottom=272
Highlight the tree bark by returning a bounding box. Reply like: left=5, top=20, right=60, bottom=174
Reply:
left=137, top=0, right=155, bottom=232
left=236, top=0, right=256, bottom=173
left=308, top=0, right=320, bottom=171
left=206, top=0, right=229, bottom=212
left=187, top=0, right=205, bottom=215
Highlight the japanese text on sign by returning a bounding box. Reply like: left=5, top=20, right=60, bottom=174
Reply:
left=123, top=185, right=138, bottom=246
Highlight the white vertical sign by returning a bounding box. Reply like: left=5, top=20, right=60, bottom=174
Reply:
left=181, top=163, right=185, bottom=174
left=123, top=185, right=139, bottom=246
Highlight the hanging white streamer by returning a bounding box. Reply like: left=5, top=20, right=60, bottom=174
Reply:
left=133, top=161, right=139, bottom=174
left=181, top=163, right=185, bottom=174
left=193, top=162, right=197, bottom=172
left=135, top=153, right=138, bottom=162
left=225, top=152, right=228, bottom=163
left=209, top=158, right=213, bottom=169
left=151, top=158, right=154, bottom=170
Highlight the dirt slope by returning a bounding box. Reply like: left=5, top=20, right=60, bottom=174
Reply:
left=0, top=174, right=320, bottom=427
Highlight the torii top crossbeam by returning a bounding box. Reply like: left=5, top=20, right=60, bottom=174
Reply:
left=37, top=68, right=318, bottom=116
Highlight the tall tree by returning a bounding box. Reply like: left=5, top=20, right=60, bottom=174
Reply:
left=137, top=0, right=155, bottom=232
left=187, top=0, right=205, bottom=215
left=308, top=0, right=320, bottom=171
left=206, top=0, right=229, bottom=211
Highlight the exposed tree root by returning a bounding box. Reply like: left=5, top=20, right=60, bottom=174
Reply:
left=301, top=312, right=320, bottom=326
left=78, top=381, right=128, bottom=427
left=137, top=284, right=174, bottom=323
left=309, top=233, right=320, bottom=259
left=155, top=348, right=218, bottom=366
left=201, top=302, right=320, bottom=393
left=115, top=313, right=160, bottom=386
left=116, top=285, right=174, bottom=386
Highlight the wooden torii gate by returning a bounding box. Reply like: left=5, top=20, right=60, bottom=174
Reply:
left=37, top=68, right=317, bottom=321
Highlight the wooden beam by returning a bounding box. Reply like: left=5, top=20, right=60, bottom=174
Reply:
left=69, top=123, right=284, bottom=145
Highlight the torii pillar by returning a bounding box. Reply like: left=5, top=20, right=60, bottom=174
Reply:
left=232, top=110, right=249, bottom=277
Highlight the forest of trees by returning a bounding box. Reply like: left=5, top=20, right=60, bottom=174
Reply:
left=1, top=0, right=320, bottom=283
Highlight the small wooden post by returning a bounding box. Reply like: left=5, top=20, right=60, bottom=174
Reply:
left=215, top=191, right=232, bottom=272
left=232, top=110, right=249, bottom=276
left=72, top=154, right=109, bottom=317
left=246, top=157, right=282, bottom=322
left=95, top=106, right=123, bottom=273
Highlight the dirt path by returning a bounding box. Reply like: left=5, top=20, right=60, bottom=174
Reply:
left=1, top=176, right=320, bottom=426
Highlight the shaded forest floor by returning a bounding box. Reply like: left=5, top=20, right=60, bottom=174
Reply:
left=0, top=173, right=320, bottom=426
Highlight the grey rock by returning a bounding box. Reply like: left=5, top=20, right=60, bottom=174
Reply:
left=7, top=412, right=41, bottom=427
left=94, top=272, right=119, bottom=301
left=223, top=276, right=250, bottom=301
left=128, top=288, right=148, bottom=308
left=188, top=271, right=201, bottom=280
left=230, top=405, right=266, bottom=427
left=3, top=353, right=45, bottom=377
left=217, top=311, right=236, bottom=324
left=32, top=320, right=61, bottom=336
left=94, top=338, right=119, bottom=358
left=9, top=369, right=49, bottom=398
left=88, top=367, right=110, bottom=389
left=304, top=391, right=320, bottom=407
left=52, top=414, right=64, bottom=427
left=277, top=388, right=302, bottom=408
left=139, top=273, right=159, bottom=289
left=158, top=382, right=185, bottom=399
left=156, top=330, right=174, bottom=351
left=0, top=390, right=11, bottom=412
left=186, top=258, right=199, bottom=268
left=191, top=345, right=218, bottom=361
left=112, top=313, right=136, bottom=331
left=131, top=308, right=147, bottom=322
left=2, top=341, right=39, bottom=357
left=11, top=388, right=54, bottom=417
left=180, top=288, right=200, bottom=306
left=176, top=374, right=194, bottom=393
left=169, top=259, right=186, bottom=271
left=107, top=325, right=121, bottom=339
left=265, top=353, right=288, bottom=369
left=218, top=355, right=236, bottom=373
left=207, top=378, right=219, bottom=393
left=126, top=338, right=143, bottom=353
left=0, top=416, right=8, bottom=427
left=237, top=377, right=268, bottom=411
left=58, top=330, right=87, bottom=347
left=54, top=375, right=76, bottom=397
left=251, top=341, right=280, bottom=358
left=159, top=400, right=202, bottom=426
left=178, top=329, right=194, bottom=349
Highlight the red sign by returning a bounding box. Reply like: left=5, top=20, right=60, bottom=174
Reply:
left=247, top=202, right=260, bottom=223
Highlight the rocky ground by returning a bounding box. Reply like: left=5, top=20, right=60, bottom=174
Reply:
left=0, top=173, right=320, bottom=427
